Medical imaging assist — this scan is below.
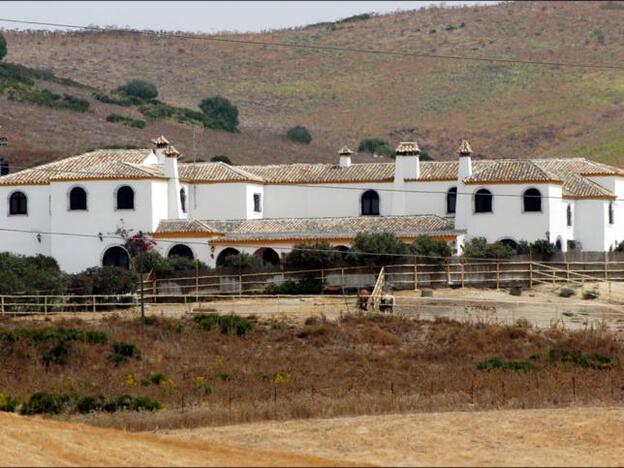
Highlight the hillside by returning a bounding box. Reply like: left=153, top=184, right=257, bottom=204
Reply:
left=2, top=1, right=624, bottom=168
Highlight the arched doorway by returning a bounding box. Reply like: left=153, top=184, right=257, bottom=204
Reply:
left=499, top=238, right=518, bottom=250
left=254, top=247, right=281, bottom=266
left=334, top=245, right=349, bottom=258
left=216, top=247, right=240, bottom=267
left=168, top=244, right=194, bottom=260
left=102, top=246, right=130, bottom=269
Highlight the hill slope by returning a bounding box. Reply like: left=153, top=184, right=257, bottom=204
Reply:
left=2, top=1, right=624, bottom=168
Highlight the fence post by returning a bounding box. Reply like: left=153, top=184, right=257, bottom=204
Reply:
left=413, top=263, right=418, bottom=290
left=341, top=268, right=346, bottom=290
left=44, top=296, right=48, bottom=315
left=496, top=262, right=500, bottom=290
left=529, top=262, right=533, bottom=289
left=446, top=262, right=451, bottom=286
left=1, top=295, right=4, bottom=316
left=195, top=259, right=199, bottom=303
left=461, top=261, right=465, bottom=289
left=604, top=253, right=609, bottom=282
left=238, top=275, right=242, bottom=297
left=92, top=296, right=96, bottom=313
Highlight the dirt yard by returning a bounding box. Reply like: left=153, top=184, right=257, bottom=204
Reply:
left=3, top=407, right=624, bottom=466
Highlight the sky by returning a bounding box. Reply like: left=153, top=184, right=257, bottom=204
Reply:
left=0, top=1, right=496, bottom=33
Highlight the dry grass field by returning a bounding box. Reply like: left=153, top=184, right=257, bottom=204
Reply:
left=3, top=407, right=624, bottom=466
left=2, top=2, right=624, bottom=167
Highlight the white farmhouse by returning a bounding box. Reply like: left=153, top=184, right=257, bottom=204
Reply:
left=0, top=136, right=621, bottom=273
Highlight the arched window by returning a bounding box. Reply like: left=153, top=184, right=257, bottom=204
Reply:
left=102, top=246, right=130, bottom=269
left=446, top=187, right=457, bottom=214
left=567, top=205, right=573, bottom=227
left=474, top=189, right=493, bottom=213
left=116, top=185, right=134, bottom=210
left=499, top=238, right=518, bottom=249
left=168, top=244, right=194, bottom=260
left=216, top=247, right=240, bottom=267
left=254, top=247, right=280, bottom=265
left=9, top=191, right=27, bottom=215
left=609, top=202, right=615, bottom=225
left=523, top=188, right=542, bottom=212
left=69, top=187, right=87, bottom=211
left=361, top=190, right=380, bottom=216
left=180, top=188, right=187, bottom=213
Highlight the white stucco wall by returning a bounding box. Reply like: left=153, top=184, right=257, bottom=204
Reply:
left=188, top=183, right=262, bottom=220
left=574, top=199, right=609, bottom=252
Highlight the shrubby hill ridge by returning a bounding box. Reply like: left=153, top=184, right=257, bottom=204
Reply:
left=1, top=1, right=624, bottom=168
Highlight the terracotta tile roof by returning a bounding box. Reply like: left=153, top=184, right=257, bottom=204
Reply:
left=156, top=219, right=220, bottom=234
left=49, top=161, right=165, bottom=181
left=464, top=160, right=561, bottom=184
left=237, top=163, right=396, bottom=184
left=178, top=162, right=264, bottom=183
left=156, top=215, right=460, bottom=242
left=534, top=158, right=624, bottom=177
left=0, top=149, right=153, bottom=185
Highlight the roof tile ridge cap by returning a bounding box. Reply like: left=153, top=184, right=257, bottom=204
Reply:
left=219, top=162, right=265, bottom=181
left=576, top=176, right=616, bottom=195
left=528, top=160, right=561, bottom=181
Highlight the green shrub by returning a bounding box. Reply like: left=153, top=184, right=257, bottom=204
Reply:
left=220, top=252, right=266, bottom=269
left=211, top=155, right=232, bottom=164
left=0, top=393, right=19, bottom=412
left=93, top=92, right=135, bottom=106
left=347, top=232, right=409, bottom=266
left=76, top=395, right=105, bottom=414
left=583, top=289, right=600, bottom=300
left=109, top=394, right=161, bottom=412
left=0, top=33, right=6, bottom=61
left=193, top=313, right=252, bottom=336
left=559, top=287, right=575, bottom=298
left=357, top=138, right=394, bottom=157
left=462, top=237, right=515, bottom=259
left=107, top=341, right=139, bottom=365
left=548, top=348, right=612, bottom=369
left=85, top=330, right=108, bottom=345
left=106, top=113, right=146, bottom=129
left=286, top=126, right=312, bottom=144
left=21, top=392, right=71, bottom=415
left=0, top=252, right=67, bottom=295
left=117, top=80, right=158, bottom=100
left=615, top=241, right=624, bottom=252
left=69, top=266, right=137, bottom=295
left=8, top=87, right=89, bottom=112
left=199, top=95, right=239, bottom=132
left=41, top=341, right=71, bottom=366
left=476, top=358, right=535, bottom=371
left=336, top=13, right=371, bottom=23
left=410, top=236, right=452, bottom=259
left=265, top=277, right=324, bottom=295
left=285, top=242, right=341, bottom=269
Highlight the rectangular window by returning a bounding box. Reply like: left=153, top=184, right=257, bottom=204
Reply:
left=253, top=193, right=261, bottom=213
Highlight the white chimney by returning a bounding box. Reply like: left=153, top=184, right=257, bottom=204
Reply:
left=458, top=139, right=473, bottom=179
left=338, top=145, right=352, bottom=168
left=152, top=136, right=185, bottom=219
left=394, top=141, right=421, bottom=181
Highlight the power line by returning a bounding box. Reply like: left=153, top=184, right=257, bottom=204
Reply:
left=1, top=17, right=624, bottom=71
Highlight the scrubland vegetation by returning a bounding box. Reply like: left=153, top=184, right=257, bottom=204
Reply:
left=0, top=313, right=622, bottom=431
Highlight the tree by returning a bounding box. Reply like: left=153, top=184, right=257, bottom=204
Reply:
left=116, top=80, right=158, bottom=100
left=0, top=33, right=7, bottom=61
left=211, top=155, right=232, bottom=164
left=410, top=236, right=452, bottom=259
left=199, top=96, right=239, bottom=132
left=285, top=242, right=340, bottom=269
left=357, top=138, right=394, bottom=157
left=462, top=238, right=515, bottom=259
left=347, top=232, right=409, bottom=266
left=286, top=126, right=312, bottom=144
left=615, top=241, right=624, bottom=252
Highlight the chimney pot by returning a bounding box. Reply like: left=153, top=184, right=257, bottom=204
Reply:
left=395, top=141, right=420, bottom=156
left=458, top=139, right=472, bottom=157
left=152, top=135, right=171, bottom=148
left=338, top=145, right=352, bottom=167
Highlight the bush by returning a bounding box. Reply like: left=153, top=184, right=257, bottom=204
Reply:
left=0, top=393, right=19, bottom=412
left=0, top=33, right=6, bottom=61
left=285, top=242, right=341, bottom=269
left=527, top=239, right=556, bottom=257
left=410, top=236, right=452, bottom=259
left=117, top=79, right=158, bottom=100
left=106, top=113, right=146, bottom=129
left=8, top=87, right=90, bottom=112
left=548, top=348, right=611, bottom=370
left=615, top=241, right=624, bottom=252
left=107, top=341, right=139, bottom=365
left=347, top=232, right=409, bottom=266
left=583, top=289, right=600, bottom=300
left=108, top=394, right=161, bottom=412
left=193, top=313, right=252, bottom=336
left=69, top=266, right=137, bottom=295
left=476, top=358, right=534, bottom=372
left=357, top=138, right=394, bottom=157
left=85, top=330, right=108, bottom=345
left=0, top=253, right=67, bottom=296
left=559, top=287, right=575, bottom=298
left=76, top=395, right=105, bottom=414
left=220, top=252, right=266, bottom=269
left=133, top=250, right=171, bottom=275
left=21, top=392, right=71, bottom=415
left=286, top=126, right=312, bottom=144
left=94, top=92, right=135, bottom=106
left=462, top=238, right=515, bottom=259
left=199, top=96, right=239, bottom=132
left=211, top=155, right=232, bottom=164
left=265, top=277, right=324, bottom=295
left=41, top=341, right=71, bottom=366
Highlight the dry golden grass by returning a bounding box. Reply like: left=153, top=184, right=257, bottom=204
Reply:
left=1, top=313, right=624, bottom=432
left=2, top=2, right=624, bottom=166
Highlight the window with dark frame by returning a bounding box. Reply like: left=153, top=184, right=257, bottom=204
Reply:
left=361, top=190, right=380, bottom=216
left=567, top=204, right=573, bottom=227
left=180, top=188, right=187, bottom=213
left=447, top=187, right=457, bottom=214
left=116, top=185, right=135, bottom=210
left=253, top=193, right=261, bottom=212
left=609, top=202, right=614, bottom=225
left=523, top=188, right=542, bottom=212
left=69, top=187, right=87, bottom=211
left=9, top=191, right=27, bottom=215
left=474, top=189, right=493, bottom=213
